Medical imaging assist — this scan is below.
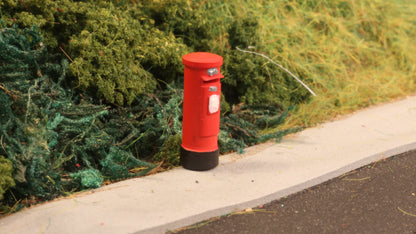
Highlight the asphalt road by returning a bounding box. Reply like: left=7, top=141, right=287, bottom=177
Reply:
left=173, top=149, right=416, bottom=234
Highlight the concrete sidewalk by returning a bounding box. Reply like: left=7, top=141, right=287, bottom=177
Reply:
left=1, top=96, right=416, bottom=234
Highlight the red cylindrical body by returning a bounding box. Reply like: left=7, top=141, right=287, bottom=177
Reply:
left=181, top=52, right=224, bottom=170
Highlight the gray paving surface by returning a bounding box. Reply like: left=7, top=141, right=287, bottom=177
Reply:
left=1, top=96, right=416, bottom=234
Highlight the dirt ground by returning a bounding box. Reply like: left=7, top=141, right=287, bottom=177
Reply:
left=172, top=150, right=416, bottom=233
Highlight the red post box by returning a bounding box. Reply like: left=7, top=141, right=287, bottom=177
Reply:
left=181, top=52, right=224, bottom=171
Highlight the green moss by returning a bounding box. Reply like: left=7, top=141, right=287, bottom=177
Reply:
left=0, top=156, right=15, bottom=201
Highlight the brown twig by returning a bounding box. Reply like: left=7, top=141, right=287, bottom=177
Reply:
left=59, top=46, right=74, bottom=63
left=20, top=0, right=29, bottom=11
left=0, top=84, right=18, bottom=100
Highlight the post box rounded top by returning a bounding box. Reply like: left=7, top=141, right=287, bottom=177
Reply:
left=183, top=52, right=223, bottom=69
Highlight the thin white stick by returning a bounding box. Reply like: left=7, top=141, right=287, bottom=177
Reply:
left=236, top=47, right=317, bottom=96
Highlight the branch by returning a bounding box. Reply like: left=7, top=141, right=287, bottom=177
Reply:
left=59, top=46, right=74, bottom=63
left=0, top=84, right=18, bottom=100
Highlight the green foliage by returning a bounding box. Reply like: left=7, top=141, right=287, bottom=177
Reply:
left=219, top=105, right=301, bottom=153
left=149, top=1, right=311, bottom=107
left=228, top=15, right=262, bottom=50
left=100, top=146, right=154, bottom=179
left=148, top=0, right=221, bottom=52
left=0, top=25, right=155, bottom=205
left=0, top=24, right=64, bottom=199
left=69, top=169, right=103, bottom=189
left=153, top=134, right=182, bottom=167
left=111, top=86, right=184, bottom=162
left=2, top=0, right=415, bottom=111
left=255, top=0, right=416, bottom=127
left=0, top=0, right=313, bottom=108
left=1, top=0, right=189, bottom=105
left=0, top=156, right=15, bottom=201
left=66, top=2, right=189, bottom=104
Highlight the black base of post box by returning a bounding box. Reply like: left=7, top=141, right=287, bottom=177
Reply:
left=180, top=147, right=219, bottom=171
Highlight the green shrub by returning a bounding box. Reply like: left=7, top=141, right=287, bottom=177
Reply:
left=66, top=2, right=189, bottom=104
left=148, top=0, right=220, bottom=52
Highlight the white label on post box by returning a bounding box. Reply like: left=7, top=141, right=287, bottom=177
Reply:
left=209, top=95, right=220, bottom=114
